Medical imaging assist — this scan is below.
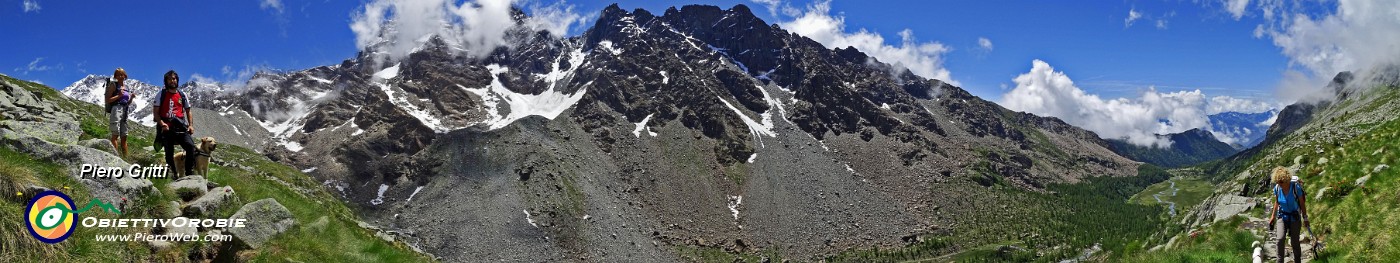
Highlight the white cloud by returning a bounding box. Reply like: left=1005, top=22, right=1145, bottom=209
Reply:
left=260, top=0, right=284, bottom=14
left=350, top=0, right=586, bottom=66
left=1125, top=8, right=1143, bottom=28
left=16, top=57, right=61, bottom=74
left=1155, top=19, right=1168, bottom=29
left=195, top=63, right=273, bottom=93
left=1226, top=0, right=1250, bottom=20
left=22, top=0, right=39, bottom=13
left=522, top=0, right=592, bottom=38
left=750, top=0, right=801, bottom=17
left=977, top=37, right=994, bottom=52
left=778, top=0, right=956, bottom=84
left=1241, top=0, right=1400, bottom=103
left=1206, top=95, right=1275, bottom=114
left=1001, top=60, right=1220, bottom=148
left=260, top=0, right=289, bottom=36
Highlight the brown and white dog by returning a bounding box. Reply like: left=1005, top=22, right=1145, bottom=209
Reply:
left=172, top=137, right=218, bottom=177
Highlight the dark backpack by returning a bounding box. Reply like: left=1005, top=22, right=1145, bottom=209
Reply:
left=153, top=88, right=190, bottom=148
left=104, top=78, right=118, bottom=112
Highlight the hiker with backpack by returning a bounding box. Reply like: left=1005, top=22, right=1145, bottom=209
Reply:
left=105, top=68, right=132, bottom=159
left=153, top=70, right=199, bottom=177
left=1267, top=166, right=1311, bottom=263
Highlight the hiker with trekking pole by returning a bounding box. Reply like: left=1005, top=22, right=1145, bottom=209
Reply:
left=1268, top=166, right=1320, bottom=263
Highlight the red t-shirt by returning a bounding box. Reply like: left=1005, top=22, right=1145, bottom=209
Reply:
left=157, top=90, right=186, bottom=120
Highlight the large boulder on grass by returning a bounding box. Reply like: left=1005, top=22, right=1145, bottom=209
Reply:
left=227, top=198, right=296, bottom=249
left=183, top=186, right=235, bottom=216
left=168, top=175, right=209, bottom=201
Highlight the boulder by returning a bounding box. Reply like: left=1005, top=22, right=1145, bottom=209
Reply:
left=227, top=198, right=296, bottom=249
left=115, top=176, right=154, bottom=195
left=305, top=216, right=329, bottom=232
left=147, top=239, right=174, bottom=251
left=1314, top=186, right=1331, bottom=200
left=168, top=175, right=209, bottom=201
left=184, top=186, right=235, bottom=216
left=1212, top=195, right=1255, bottom=223
left=79, top=138, right=116, bottom=154
left=1375, top=164, right=1390, bottom=174
left=164, top=201, right=182, bottom=218
left=2, top=127, right=153, bottom=201
left=0, top=81, right=78, bottom=123
left=1355, top=174, right=1371, bottom=187
left=0, top=120, right=80, bottom=145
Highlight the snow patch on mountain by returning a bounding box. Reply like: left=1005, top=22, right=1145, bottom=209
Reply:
left=373, top=63, right=401, bottom=80
left=727, top=195, right=742, bottom=220
left=378, top=81, right=450, bottom=133
left=465, top=49, right=590, bottom=130
left=632, top=113, right=657, bottom=137
left=597, top=40, right=622, bottom=55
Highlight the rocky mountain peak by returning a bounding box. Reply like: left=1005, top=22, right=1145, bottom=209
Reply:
left=49, top=4, right=1150, bottom=260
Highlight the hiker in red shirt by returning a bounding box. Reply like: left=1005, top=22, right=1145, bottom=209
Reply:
left=153, top=70, right=199, bottom=177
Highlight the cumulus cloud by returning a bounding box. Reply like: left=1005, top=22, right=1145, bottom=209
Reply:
left=1239, top=0, right=1400, bottom=103
left=1001, top=60, right=1282, bottom=147
left=1125, top=8, right=1143, bottom=28
left=22, top=0, right=39, bottom=13
left=350, top=0, right=586, bottom=66
left=522, top=0, right=592, bottom=38
left=1206, top=95, right=1275, bottom=114
left=977, top=37, right=994, bottom=52
left=1001, top=60, right=1224, bottom=148
left=1225, top=0, right=1250, bottom=20
left=776, top=0, right=956, bottom=84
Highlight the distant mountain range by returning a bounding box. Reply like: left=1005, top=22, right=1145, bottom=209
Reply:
left=1208, top=110, right=1277, bottom=150
left=1107, top=128, right=1240, bottom=168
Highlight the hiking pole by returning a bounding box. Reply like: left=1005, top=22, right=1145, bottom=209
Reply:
left=1304, top=215, right=1323, bottom=257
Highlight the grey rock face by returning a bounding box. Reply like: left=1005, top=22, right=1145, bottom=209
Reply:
left=0, top=85, right=154, bottom=201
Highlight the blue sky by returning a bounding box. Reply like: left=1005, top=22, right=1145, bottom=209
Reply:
left=8, top=0, right=1385, bottom=146
left=5, top=0, right=1288, bottom=101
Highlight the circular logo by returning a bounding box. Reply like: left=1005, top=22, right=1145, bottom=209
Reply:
left=25, top=190, right=76, bottom=243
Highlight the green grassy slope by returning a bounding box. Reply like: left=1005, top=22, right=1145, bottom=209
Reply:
left=825, top=165, right=1172, bottom=262
left=0, top=74, right=432, bottom=262
left=1126, top=85, right=1400, bottom=262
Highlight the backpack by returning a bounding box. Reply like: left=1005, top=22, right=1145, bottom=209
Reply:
left=104, top=78, right=118, bottom=112
left=153, top=88, right=190, bottom=148
left=1275, top=180, right=1305, bottom=222
left=155, top=88, right=190, bottom=121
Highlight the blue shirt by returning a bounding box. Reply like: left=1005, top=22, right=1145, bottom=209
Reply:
left=1275, top=182, right=1302, bottom=213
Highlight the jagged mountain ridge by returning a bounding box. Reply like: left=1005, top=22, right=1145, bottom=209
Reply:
left=61, top=4, right=1142, bottom=261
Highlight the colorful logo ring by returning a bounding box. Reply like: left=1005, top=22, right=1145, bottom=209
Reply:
left=25, top=190, right=76, bottom=243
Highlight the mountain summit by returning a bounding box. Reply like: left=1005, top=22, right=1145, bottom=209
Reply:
left=60, top=4, right=1142, bottom=261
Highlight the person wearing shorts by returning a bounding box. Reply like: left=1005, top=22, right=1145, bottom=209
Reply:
left=106, top=68, right=132, bottom=159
